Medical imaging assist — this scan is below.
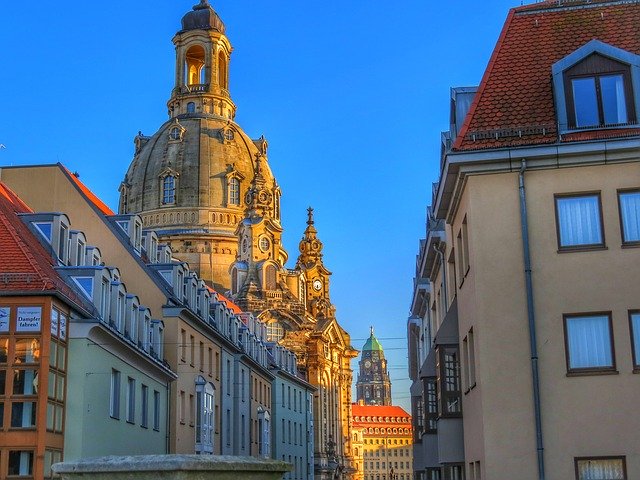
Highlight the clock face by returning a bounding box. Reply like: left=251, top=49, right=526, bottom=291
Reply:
left=312, top=279, right=322, bottom=291
left=364, top=360, right=372, bottom=368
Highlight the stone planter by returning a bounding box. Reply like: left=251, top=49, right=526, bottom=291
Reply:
left=52, top=455, right=292, bottom=480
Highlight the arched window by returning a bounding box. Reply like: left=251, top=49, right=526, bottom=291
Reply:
left=187, top=102, right=196, bottom=113
left=229, top=178, right=240, bottom=205
left=162, top=175, right=176, bottom=205
left=265, top=265, right=276, bottom=290
left=231, top=267, right=238, bottom=294
left=218, top=51, right=228, bottom=89
left=195, top=377, right=215, bottom=453
left=185, top=45, right=206, bottom=86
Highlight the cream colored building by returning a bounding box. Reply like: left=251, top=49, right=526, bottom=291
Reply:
left=0, top=164, right=274, bottom=458
left=352, top=405, right=413, bottom=480
left=408, top=1, right=640, bottom=480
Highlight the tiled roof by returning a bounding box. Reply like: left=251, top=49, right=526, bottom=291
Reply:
left=62, top=165, right=115, bottom=216
left=352, top=404, right=412, bottom=434
left=207, top=286, right=243, bottom=314
left=0, top=182, right=85, bottom=306
left=454, top=0, right=640, bottom=151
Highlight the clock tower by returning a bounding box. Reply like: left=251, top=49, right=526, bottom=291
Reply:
left=356, top=327, right=392, bottom=406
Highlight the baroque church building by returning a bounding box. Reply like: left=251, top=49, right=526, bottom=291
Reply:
left=355, top=328, right=392, bottom=406
left=119, top=2, right=358, bottom=478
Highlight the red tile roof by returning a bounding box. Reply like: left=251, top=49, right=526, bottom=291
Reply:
left=62, top=165, right=115, bottom=216
left=0, top=183, right=84, bottom=306
left=454, top=0, right=640, bottom=151
left=352, top=405, right=411, bottom=420
left=207, top=286, right=243, bottom=314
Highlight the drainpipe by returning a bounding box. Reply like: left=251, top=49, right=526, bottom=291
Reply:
left=518, top=159, right=545, bottom=480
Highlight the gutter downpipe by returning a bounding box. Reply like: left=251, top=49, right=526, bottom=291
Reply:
left=518, top=159, right=545, bottom=480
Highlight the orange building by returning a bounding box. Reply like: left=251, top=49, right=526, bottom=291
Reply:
left=0, top=184, right=85, bottom=478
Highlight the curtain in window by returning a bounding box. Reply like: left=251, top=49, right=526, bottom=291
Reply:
left=601, top=74, right=627, bottom=125
left=577, top=458, right=625, bottom=479
left=557, top=196, right=602, bottom=246
left=566, top=315, right=612, bottom=369
left=620, top=191, right=640, bottom=242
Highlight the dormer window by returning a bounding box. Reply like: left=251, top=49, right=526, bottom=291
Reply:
left=565, top=56, right=633, bottom=128
left=229, top=178, right=240, bottom=205
left=169, top=127, right=182, bottom=141
left=162, top=175, right=176, bottom=205
left=553, top=40, right=640, bottom=132
left=34, top=222, right=52, bottom=242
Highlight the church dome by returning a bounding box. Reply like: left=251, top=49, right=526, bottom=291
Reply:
left=181, top=0, right=225, bottom=34
left=122, top=115, right=275, bottom=224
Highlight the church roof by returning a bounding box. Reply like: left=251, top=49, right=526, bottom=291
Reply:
left=362, top=329, right=383, bottom=351
left=181, top=0, right=225, bottom=34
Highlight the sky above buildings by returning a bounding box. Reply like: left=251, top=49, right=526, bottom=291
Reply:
left=0, top=0, right=527, bottom=410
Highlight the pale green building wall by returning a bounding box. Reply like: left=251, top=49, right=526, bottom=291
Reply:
left=64, top=335, right=170, bottom=460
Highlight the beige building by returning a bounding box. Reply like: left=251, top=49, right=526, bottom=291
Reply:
left=0, top=164, right=274, bottom=457
left=408, top=1, right=640, bottom=479
left=352, top=405, right=413, bottom=480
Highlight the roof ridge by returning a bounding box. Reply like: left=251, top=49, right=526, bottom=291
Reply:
left=452, top=8, right=517, bottom=150
left=516, top=0, right=640, bottom=14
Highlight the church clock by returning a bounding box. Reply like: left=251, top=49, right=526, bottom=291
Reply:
left=312, top=279, right=322, bottom=291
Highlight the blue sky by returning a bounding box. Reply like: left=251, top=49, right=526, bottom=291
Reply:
left=0, top=0, right=527, bottom=410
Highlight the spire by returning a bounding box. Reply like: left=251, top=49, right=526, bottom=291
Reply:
left=298, top=207, right=322, bottom=263
left=370, top=325, right=374, bottom=336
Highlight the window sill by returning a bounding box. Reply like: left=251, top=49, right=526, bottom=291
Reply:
left=566, top=369, right=618, bottom=377
left=126, top=420, right=135, bottom=425
left=141, top=425, right=148, bottom=429
left=622, top=242, right=640, bottom=249
left=110, top=415, right=120, bottom=421
left=557, top=245, right=607, bottom=254
left=179, top=421, right=186, bottom=425
left=633, top=368, right=640, bottom=374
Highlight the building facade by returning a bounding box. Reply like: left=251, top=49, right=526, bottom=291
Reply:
left=117, top=2, right=357, bottom=478
left=1, top=164, right=282, bottom=459
left=0, top=182, right=176, bottom=479
left=270, top=343, right=316, bottom=480
left=408, top=1, right=640, bottom=479
left=352, top=405, right=413, bottom=480
left=355, top=328, right=392, bottom=406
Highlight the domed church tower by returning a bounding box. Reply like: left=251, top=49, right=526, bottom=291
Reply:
left=119, top=0, right=281, bottom=291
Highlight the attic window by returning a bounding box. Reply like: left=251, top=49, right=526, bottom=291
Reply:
left=553, top=41, right=640, bottom=132
left=564, top=54, right=634, bottom=128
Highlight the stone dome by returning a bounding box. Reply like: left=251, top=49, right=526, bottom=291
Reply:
left=181, top=0, right=225, bottom=34
left=123, top=114, right=276, bottom=224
